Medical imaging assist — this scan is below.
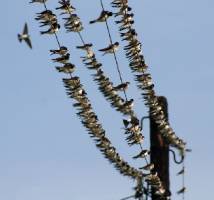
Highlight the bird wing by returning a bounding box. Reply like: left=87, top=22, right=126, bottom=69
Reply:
left=24, top=37, right=32, bottom=49
left=23, top=23, right=28, bottom=35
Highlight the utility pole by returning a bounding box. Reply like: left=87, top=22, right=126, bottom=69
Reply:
left=150, top=96, right=170, bottom=200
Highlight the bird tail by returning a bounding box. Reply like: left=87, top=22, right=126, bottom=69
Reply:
left=40, top=31, right=46, bottom=35
left=76, top=45, right=83, bottom=49
left=89, top=20, right=96, bottom=24
left=55, top=67, right=63, bottom=72
left=17, top=34, right=22, bottom=42
left=49, top=50, right=55, bottom=55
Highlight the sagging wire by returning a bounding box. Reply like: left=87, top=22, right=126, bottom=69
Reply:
left=99, top=0, right=128, bottom=101
left=97, top=1, right=166, bottom=197
left=176, top=149, right=191, bottom=200
left=31, top=0, right=144, bottom=181
left=57, top=0, right=147, bottom=147
left=43, top=1, right=61, bottom=48
left=52, top=0, right=166, bottom=198
left=110, top=0, right=186, bottom=153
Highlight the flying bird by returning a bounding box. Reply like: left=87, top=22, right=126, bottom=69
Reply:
left=18, top=23, right=32, bottom=49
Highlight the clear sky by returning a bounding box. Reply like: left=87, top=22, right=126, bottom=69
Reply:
left=1, top=0, right=214, bottom=200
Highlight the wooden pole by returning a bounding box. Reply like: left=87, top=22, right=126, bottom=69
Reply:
left=150, top=96, right=171, bottom=200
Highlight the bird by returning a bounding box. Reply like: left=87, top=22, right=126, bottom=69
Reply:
left=177, top=167, right=185, bottom=175
left=55, top=63, right=75, bottom=74
left=29, top=0, right=47, bottom=3
left=177, top=187, right=186, bottom=195
left=18, top=23, right=32, bottom=49
left=133, top=150, right=150, bottom=159
left=89, top=10, right=113, bottom=24
left=35, top=10, right=56, bottom=21
left=56, top=0, right=76, bottom=14
left=114, top=82, right=130, bottom=91
left=139, top=163, right=154, bottom=171
left=76, top=43, right=93, bottom=50
left=52, top=53, right=70, bottom=63
left=40, top=23, right=60, bottom=35
left=50, top=46, right=68, bottom=55
left=99, top=42, right=119, bottom=55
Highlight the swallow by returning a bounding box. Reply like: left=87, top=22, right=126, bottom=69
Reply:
left=56, top=0, right=76, bottom=14
left=18, top=23, right=32, bottom=49
left=177, top=167, right=185, bottom=176
left=40, top=23, right=60, bottom=35
left=139, top=163, right=154, bottom=171
left=65, top=19, right=83, bottom=32
left=115, top=13, right=134, bottom=24
left=39, top=18, right=58, bottom=27
left=52, top=53, right=70, bottom=64
left=114, top=6, right=132, bottom=17
left=63, top=14, right=80, bottom=26
left=29, top=0, right=47, bottom=3
left=89, top=10, right=113, bottom=24
left=114, top=82, right=130, bottom=91
left=76, top=43, right=93, bottom=50
left=133, top=150, right=150, bottom=159
left=99, top=42, right=119, bottom=55
left=177, top=187, right=186, bottom=194
left=35, top=10, right=55, bottom=21
left=127, top=133, right=144, bottom=146
left=55, top=63, right=75, bottom=74
left=50, top=46, right=68, bottom=55
left=111, top=0, right=128, bottom=8
left=123, top=99, right=134, bottom=108
left=119, top=20, right=134, bottom=31
left=81, top=50, right=94, bottom=61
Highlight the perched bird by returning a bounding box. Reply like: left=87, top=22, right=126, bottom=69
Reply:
left=114, top=82, right=130, bottom=91
left=123, top=99, right=134, bottom=108
left=76, top=43, right=93, bottom=50
left=55, top=63, right=75, bottom=74
left=177, top=167, right=185, bottom=175
left=99, top=42, right=119, bottom=55
left=133, top=150, right=150, bottom=159
left=90, top=10, right=113, bottom=24
left=177, top=187, right=186, bottom=195
left=52, top=53, right=70, bottom=63
left=139, top=163, right=154, bottom=171
left=35, top=10, right=56, bottom=21
left=18, top=23, right=32, bottom=49
left=56, top=0, right=76, bottom=14
left=50, top=46, right=68, bottom=55
left=29, top=0, right=47, bottom=3
left=40, top=23, right=60, bottom=34
left=114, top=6, right=132, bottom=17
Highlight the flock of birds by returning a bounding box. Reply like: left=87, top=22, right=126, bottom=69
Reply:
left=18, top=0, right=188, bottom=199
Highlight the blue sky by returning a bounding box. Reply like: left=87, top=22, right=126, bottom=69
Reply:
left=1, top=0, right=214, bottom=199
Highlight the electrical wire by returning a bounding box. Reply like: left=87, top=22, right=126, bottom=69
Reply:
left=100, top=0, right=128, bottom=101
